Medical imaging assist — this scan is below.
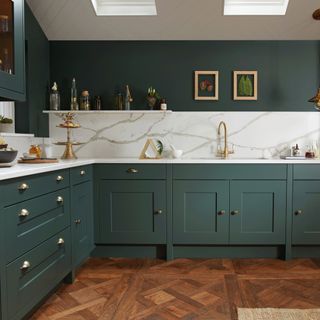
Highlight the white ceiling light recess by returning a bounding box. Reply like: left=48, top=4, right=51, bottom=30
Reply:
left=91, top=0, right=157, bottom=16
left=224, top=0, right=289, bottom=15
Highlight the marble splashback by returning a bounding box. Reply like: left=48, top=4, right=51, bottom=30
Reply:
left=48, top=112, right=320, bottom=159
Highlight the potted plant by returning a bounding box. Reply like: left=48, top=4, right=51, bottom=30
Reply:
left=147, top=87, right=161, bottom=110
left=0, top=116, right=14, bottom=133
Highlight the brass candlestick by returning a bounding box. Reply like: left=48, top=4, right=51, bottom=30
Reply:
left=54, top=112, right=83, bottom=160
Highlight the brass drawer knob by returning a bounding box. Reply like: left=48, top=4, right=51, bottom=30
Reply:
left=57, top=238, right=65, bottom=246
left=20, top=261, right=31, bottom=271
left=295, top=210, right=303, bottom=216
left=56, top=196, right=64, bottom=204
left=231, top=210, right=240, bottom=215
left=18, top=183, right=29, bottom=191
left=80, top=170, right=86, bottom=176
left=56, top=175, right=64, bottom=182
left=154, top=209, right=163, bottom=215
left=74, top=219, right=81, bottom=224
left=127, top=168, right=138, bottom=174
left=19, top=209, right=30, bottom=218
left=218, top=210, right=225, bottom=216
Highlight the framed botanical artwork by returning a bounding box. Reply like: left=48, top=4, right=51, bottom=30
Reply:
left=194, top=71, right=219, bottom=101
left=233, top=71, right=258, bottom=100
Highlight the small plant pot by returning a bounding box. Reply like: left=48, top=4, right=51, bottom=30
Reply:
left=147, top=96, right=158, bottom=110
left=0, top=123, right=14, bottom=133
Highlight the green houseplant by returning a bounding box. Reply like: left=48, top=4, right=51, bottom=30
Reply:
left=147, top=87, right=161, bottom=110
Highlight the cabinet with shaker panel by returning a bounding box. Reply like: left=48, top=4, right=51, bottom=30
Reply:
left=0, top=0, right=25, bottom=101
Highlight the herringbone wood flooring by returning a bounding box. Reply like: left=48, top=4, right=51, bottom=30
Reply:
left=31, top=258, right=320, bottom=320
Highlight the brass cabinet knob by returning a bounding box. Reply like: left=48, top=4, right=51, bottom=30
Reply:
left=19, top=208, right=30, bottom=218
left=154, top=209, right=163, bottom=215
left=57, top=238, right=65, bottom=246
left=127, top=168, right=138, bottom=174
left=56, top=175, right=64, bottom=182
left=20, top=261, right=31, bottom=271
left=80, top=170, right=86, bottom=176
left=74, top=219, right=81, bottom=224
left=295, top=210, right=303, bottom=216
left=231, top=210, right=240, bottom=216
left=56, top=196, right=64, bottom=204
left=218, top=210, right=225, bottom=216
left=18, top=183, right=29, bottom=191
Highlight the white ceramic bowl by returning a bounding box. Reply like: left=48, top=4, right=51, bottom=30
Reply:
left=172, top=149, right=183, bottom=158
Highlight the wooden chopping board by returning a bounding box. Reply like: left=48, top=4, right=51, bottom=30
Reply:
left=18, top=158, right=59, bottom=164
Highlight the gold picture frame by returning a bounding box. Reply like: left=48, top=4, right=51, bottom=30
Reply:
left=233, top=71, right=258, bottom=101
left=194, top=71, right=219, bottom=101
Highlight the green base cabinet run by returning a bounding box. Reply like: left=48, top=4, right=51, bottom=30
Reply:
left=292, top=181, right=320, bottom=245
left=98, top=180, right=166, bottom=244
left=230, top=180, right=286, bottom=244
left=173, top=180, right=229, bottom=244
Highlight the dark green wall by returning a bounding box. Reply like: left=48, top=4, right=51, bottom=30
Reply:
left=15, top=4, right=49, bottom=136
left=50, top=41, right=320, bottom=112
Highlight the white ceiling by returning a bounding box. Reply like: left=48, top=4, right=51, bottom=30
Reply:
left=27, top=0, right=320, bottom=40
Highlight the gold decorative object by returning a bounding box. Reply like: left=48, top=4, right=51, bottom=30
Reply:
left=309, top=88, right=320, bottom=110
left=54, top=112, right=83, bottom=159
left=217, top=121, right=234, bottom=159
left=139, top=139, right=162, bottom=159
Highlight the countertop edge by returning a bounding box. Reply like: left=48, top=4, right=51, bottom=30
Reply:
left=1, top=158, right=320, bottom=181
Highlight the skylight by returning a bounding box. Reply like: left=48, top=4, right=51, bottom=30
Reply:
left=224, top=0, right=289, bottom=15
left=91, top=0, right=157, bottom=16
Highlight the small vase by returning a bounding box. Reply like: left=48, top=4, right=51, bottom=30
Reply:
left=147, top=96, right=157, bottom=110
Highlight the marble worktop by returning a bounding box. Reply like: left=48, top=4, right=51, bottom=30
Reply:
left=1, top=157, right=320, bottom=181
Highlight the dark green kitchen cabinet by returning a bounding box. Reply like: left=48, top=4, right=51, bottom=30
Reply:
left=292, top=181, right=320, bottom=245
left=98, top=180, right=166, bottom=244
left=229, top=180, right=286, bottom=244
left=71, top=180, right=94, bottom=267
left=0, top=0, right=25, bottom=100
left=173, top=180, right=229, bottom=244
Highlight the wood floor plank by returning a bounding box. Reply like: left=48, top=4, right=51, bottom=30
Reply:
left=32, top=258, right=320, bottom=320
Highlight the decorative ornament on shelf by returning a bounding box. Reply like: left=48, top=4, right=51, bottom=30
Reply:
left=308, top=88, right=320, bottom=110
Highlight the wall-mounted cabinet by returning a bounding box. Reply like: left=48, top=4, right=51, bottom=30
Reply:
left=0, top=0, right=25, bottom=101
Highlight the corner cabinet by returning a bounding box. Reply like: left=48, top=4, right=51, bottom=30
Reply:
left=0, top=0, right=25, bottom=101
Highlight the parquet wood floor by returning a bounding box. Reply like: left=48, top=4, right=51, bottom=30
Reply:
left=31, top=258, right=320, bottom=320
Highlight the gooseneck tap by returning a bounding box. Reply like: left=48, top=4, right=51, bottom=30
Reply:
left=217, top=121, right=233, bottom=159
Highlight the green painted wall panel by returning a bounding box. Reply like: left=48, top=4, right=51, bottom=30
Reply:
left=50, top=41, right=320, bottom=112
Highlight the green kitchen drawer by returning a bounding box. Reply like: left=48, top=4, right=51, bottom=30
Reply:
left=95, top=164, right=166, bottom=180
left=70, top=165, right=93, bottom=185
left=6, top=227, right=71, bottom=320
left=293, top=165, right=320, bottom=180
left=3, top=169, right=70, bottom=206
left=3, top=188, right=70, bottom=263
left=173, top=164, right=287, bottom=180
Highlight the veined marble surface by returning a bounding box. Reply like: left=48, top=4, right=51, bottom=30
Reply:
left=48, top=112, right=320, bottom=159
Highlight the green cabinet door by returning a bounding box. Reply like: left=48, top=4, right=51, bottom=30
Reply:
left=173, top=180, right=229, bottom=244
left=293, top=181, right=320, bottom=244
left=0, top=0, right=25, bottom=100
left=230, top=180, right=286, bottom=244
left=98, top=180, right=166, bottom=244
left=71, top=181, right=94, bottom=267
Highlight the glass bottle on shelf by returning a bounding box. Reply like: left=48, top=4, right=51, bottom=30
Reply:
left=49, top=82, right=60, bottom=110
left=80, top=90, right=91, bottom=110
left=70, top=78, right=79, bottom=110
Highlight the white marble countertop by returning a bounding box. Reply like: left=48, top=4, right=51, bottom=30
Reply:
left=1, top=157, right=320, bottom=181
